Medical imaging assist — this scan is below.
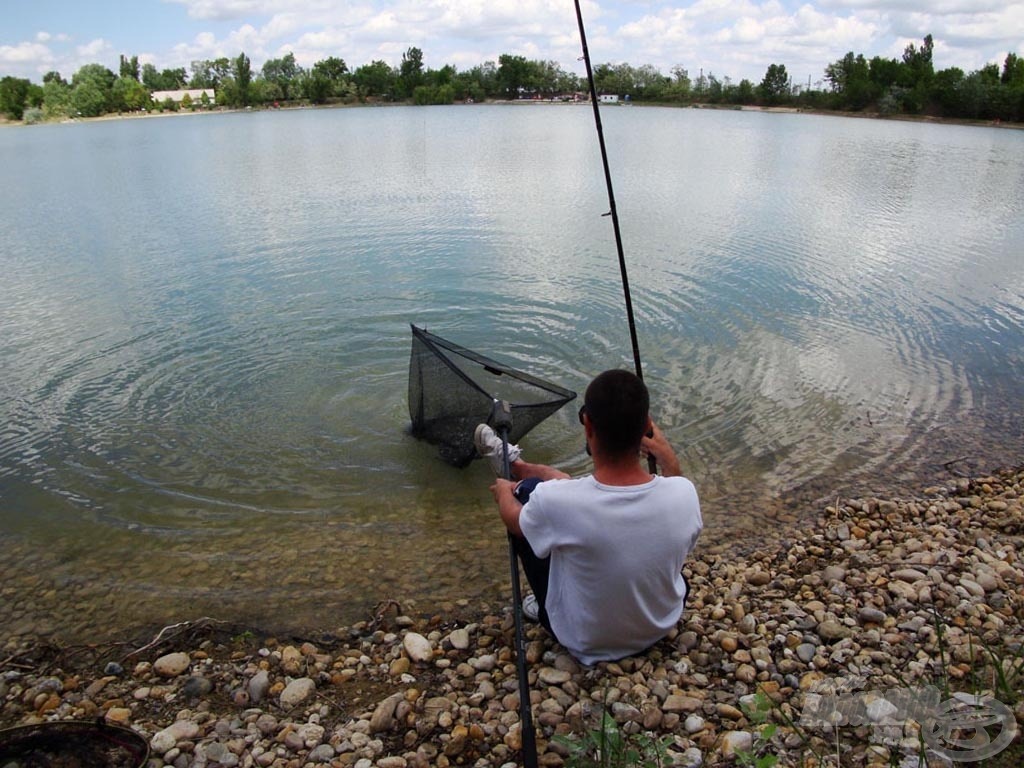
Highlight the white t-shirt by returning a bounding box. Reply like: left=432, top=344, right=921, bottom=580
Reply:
left=518, top=474, right=702, bottom=665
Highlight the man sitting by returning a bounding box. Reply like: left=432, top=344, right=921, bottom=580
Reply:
left=476, top=369, right=702, bottom=665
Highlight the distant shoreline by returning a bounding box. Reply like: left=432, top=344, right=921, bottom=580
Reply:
left=3, top=98, right=1020, bottom=132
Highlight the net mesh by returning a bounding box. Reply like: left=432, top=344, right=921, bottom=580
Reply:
left=408, top=325, right=576, bottom=466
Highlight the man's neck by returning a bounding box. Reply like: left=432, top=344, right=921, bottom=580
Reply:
left=592, top=454, right=653, bottom=486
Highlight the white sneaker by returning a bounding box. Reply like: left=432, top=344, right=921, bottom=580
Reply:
left=474, top=424, right=521, bottom=475
left=522, top=594, right=540, bottom=623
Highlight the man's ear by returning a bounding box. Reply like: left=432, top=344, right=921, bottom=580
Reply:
left=645, top=416, right=654, bottom=439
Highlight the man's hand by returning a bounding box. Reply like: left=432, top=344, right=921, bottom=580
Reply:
left=491, top=478, right=524, bottom=537
left=490, top=477, right=517, bottom=503
left=641, top=421, right=683, bottom=477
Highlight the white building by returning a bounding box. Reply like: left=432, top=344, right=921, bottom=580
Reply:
left=151, top=89, right=215, bottom=104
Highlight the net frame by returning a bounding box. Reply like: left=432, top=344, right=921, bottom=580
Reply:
left=408, top=324, right=576, bottom=466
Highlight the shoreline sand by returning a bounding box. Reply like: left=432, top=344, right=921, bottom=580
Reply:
left=2, top=465, right=1021, bottom=766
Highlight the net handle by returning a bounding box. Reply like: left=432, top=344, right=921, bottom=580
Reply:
left=494, top=399, right=539, bottom=768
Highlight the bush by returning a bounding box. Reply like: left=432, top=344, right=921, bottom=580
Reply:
left=22, top=106, right=45, bottom=124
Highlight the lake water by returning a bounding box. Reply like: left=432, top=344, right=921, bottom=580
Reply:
left=1, top=105, right=1022, bottom=640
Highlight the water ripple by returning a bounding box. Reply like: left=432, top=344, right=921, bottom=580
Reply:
left=1, top=107, right=1022, bottom=635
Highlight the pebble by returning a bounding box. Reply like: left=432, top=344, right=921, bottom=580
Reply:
left=402, top=632, right=433, bottom=663
left=153, top=651, right=190, bottom=677
left=279, top=676, right=316, bottom=708
left=817, top=619, right=852, bottom=641
left=248, top=669, right=270, bottom=703
left=448, top=627, right=470, bottom=650
left=857, top=607, right=887, bottom=625
left=684, top=714, right=705, bottom=733
left=796, top=643, right=817, bottom=663
left=2, top=467, right=1022, bottom=768
left=720, top=730, right=753, bottom=756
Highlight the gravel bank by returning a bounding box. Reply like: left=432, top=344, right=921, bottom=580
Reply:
left=2, top=468, right=1022, bottom=767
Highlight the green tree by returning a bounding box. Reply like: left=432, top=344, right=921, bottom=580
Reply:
left=164, top=67, right=187, bottom=89
left=868, top=56, right=901, bottom=91
left=633, top=64, right=668, bottom=100
left=190, top=57, right=231, bottom=88
left=931, top=67, right=965, bottom=114
left=412, top=83, right=454, bottom=105
left=26, top=83, right=44, bottom=109
left=425, top=63, right=456, bottom=89
left=706, top=73, right=723, bottom=102
left=759, top=63, right=790, bottom=104
left=825, top=52, right=875, bottom=109
left=262, top=52, right=301, bottom=100
left=70, top=63, right=116, bottom=116
left=663, top=66, right=691, bottom=101
left=302, top=71, right=331, bottom=103
left=42, top=78, right=71, bottom=118
left=352, top=60, right=395, bottom=99
left=497, top=54, right=535, bottom=98
left=248, top=77, right=272, bottom=105
left=119, top=54, right=140, bottom=81
left=594, top=62, right=641, bottom=98
left=956, top=71, right=993, bottom=119
left=900, top=34, right=934, bottom=87
left=0, top=76, right=32, bottom=120
left=141, top=64, right=186, bottom=91
left=233, top=52, right=252, bottom=106
left=735, top=78, right=756, bottom=104
left=113, top=76, right=150, bottom=111
left=1002, top=53, right=1024, bottom=85
left=141, top=63, right=161, bottom=90
left=314, top=56, right=348, bottom=83
left=398, top=46, right=425, bottom=97
left=43, top=70, right=65, bottom=86
left=458, top=61, right=498, bottom=99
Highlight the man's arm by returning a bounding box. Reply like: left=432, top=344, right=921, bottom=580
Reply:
left=641, top=421, right=683, bottom=477
left=490, top=478, right=524, bottom=537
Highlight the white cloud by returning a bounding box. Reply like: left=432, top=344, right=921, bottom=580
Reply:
left=77, top=38, right=113, bottom=59
left=3, top=0, right=1021, bottom=84
left=0, top=41, right=53, bottom=66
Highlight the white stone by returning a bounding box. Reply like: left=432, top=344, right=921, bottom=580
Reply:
left=448, top=628, right=470, bottom=650
left=150, top=720, right=199, bottom=755
left=680, top=746, right=704, bottom=768
left=280, top=677, right=316, bottom=708
left=538, top=667, right=571, bottom=685
left=684, top=714, right=705, bottom=733
left=403, top=632, right=433, bottom=663
left=153, top=652, right=191, bottom=678
left=720, top=731, right=753, bottom=757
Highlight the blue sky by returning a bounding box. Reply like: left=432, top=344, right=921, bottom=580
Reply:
left=3, top=0, right=1022, bottom=85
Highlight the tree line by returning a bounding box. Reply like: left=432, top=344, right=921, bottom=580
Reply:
left=2, top=35, right=1022, bottom=123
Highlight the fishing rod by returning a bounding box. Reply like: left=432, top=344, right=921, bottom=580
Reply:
left=492, top=399, right=539, bottom=768
left=573, top=0, right=657, bottom=473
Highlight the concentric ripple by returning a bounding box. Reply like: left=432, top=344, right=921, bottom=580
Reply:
left=1, top=107, right=1022, bottom=638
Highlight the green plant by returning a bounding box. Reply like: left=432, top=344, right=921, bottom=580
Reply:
left=927, top=607, right=952, bottom=700
left=736, top=690, right=779, bottom=768
left=975, top=636, right=1024, bottom=705
left=553, top=708, right=674, bottom=768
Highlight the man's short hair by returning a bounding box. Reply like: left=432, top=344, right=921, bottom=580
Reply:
left=584, top=369, right=650, bottom=456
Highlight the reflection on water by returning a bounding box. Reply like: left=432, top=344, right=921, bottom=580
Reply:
left=0, top=107, right=1022, bottom=640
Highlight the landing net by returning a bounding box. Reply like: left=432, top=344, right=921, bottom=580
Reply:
left=408, top=325, right=576, bottom=466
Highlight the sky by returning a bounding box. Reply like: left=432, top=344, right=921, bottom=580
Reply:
left=2, top=0, right=1023, bottom=87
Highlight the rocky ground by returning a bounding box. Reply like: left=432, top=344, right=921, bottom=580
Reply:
left=2, top=467, right=1022, bottom=767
